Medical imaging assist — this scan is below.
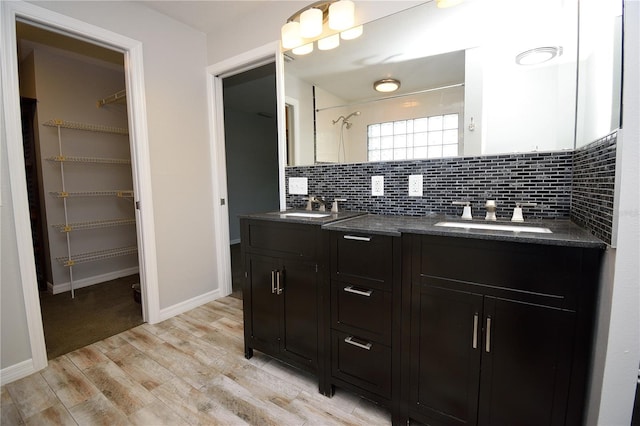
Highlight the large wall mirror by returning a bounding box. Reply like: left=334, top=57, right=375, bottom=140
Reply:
left=283, top=0, right=622, bottom=166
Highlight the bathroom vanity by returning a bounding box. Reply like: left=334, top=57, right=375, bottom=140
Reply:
left=240, top=212, right=605, bottom=426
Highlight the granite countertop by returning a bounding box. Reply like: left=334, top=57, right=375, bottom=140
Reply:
left=239, top=209, right=367, bottom=225
left=322, top=214, right=607, bottom=249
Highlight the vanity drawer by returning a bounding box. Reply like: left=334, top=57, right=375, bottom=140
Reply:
left=416, top=235, right=583, bottom=308
left=242, top=219, right=318, bottom=258
left=332, top=330, right=392, bottom=399
left=331, top=281, right=392, bottom=344
left=331, top=232, right=393, bottom=290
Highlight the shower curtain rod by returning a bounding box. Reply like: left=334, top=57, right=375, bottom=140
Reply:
left=315, top=83, right=464, bottom=113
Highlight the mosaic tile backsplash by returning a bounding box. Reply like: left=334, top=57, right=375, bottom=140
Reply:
left=570, top=132, right=617, bottom=245
left=286, top=152, right=574, bottom=220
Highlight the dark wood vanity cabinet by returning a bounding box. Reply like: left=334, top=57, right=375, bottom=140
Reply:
left=240, top=218, right=328, bottom=386
left=328, top=231, right=401, bottom=409
left=404, top=234, right=601, bottom=426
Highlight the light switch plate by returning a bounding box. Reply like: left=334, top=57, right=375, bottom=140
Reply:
left=372, top=176, right=384, bottom=196
left=288, top=177, right=308, bottom=195
left=408, top=174, right=423, bottom=196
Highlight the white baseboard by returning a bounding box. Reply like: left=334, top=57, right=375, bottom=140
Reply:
left=156, top=288, right=222, bottom=323
left=1, top=359, right=37, bottom=386
left=48, top=267, right=140, bottom=294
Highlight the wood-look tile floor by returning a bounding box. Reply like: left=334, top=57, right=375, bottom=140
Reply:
left=1, top=296, right=391, bottom=425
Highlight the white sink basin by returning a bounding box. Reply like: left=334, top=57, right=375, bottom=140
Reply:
left=435, top=221, right=552, bottom=234
left=281, top=212, right=331, bottom=218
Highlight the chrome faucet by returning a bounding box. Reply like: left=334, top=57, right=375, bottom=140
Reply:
left=485, top=200, right=497, bottom=221
left=304, top=196, right=326, bottom=211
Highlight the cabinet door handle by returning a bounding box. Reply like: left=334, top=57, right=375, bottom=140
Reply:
left=485, top=316, right=492, bottom=353
left=344, top=286, right=373, bottom=297
left=276, top=270, right=283, bottom=295
left=344, top=336, right=372, bottom=350
left=472, top=313, right=479, bottom=349
left=271, top=270, right=276, bottom=294
left=343, top=235, right=371, bottom=242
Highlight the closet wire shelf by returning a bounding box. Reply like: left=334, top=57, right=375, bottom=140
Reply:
left=56, top=246, right=138, bottom=267
left=51, top=218, right=136, bottom=233
left=49, top=190, right=134, bottom=198
left=97, top=89, right=126, bottom=108
left=47, top=156, right=131, bottom=165
left=43, top=119, right=129, bottom=135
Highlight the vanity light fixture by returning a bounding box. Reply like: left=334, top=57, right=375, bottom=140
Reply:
left=516, top=46, right=563, bottom=65
left=374, top=78, right=401, bottom=93
left=281, top=0, right=362, bottom=55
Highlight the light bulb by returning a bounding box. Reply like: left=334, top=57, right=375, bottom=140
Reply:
left=281, top=21, right=302, bottom=49
left=300, top=8, right=322, bottom=38
left=329, top=0, right=355, bottom=31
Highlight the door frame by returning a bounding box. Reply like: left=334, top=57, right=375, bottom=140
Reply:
left=206, top=41, right=286, bottom=297
left=1, top=1, right=160, bottom=379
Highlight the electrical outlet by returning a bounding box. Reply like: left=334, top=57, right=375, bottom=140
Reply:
left=288, top=177, right=308, bottom=195
left=371, top=176, right=384, bottom=196
left=408, top=174, right=423, bottom=196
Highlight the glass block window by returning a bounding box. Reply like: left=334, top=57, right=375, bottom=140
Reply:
left=368, top=113, right=459, bottom=161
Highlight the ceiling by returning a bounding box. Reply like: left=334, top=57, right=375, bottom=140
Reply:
left=140, top=1, right=293, bottom=35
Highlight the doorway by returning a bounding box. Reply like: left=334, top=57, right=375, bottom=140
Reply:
left=16, top=22, right=143, bottom=359
left=222, top=63, right=280, bottom=297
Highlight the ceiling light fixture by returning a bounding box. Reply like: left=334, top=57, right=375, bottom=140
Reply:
left=516, top=46, right=563, bottom=65
left=281, top=0, right=363, bottom=55
left=374, top=78, right=401, bottom=93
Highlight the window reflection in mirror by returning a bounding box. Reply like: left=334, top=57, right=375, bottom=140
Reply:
left=283, top=0, right=623, bottom=166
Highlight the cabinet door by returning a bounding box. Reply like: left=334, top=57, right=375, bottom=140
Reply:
left=245, top=255, right=280, bottom=353
left=410, top=284, right=483, bottom=426
left=478, top=297, right=575, bottom=426
left=280, top=259, right=319, bottom=368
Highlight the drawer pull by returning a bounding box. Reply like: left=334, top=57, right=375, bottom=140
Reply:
left=343, top=235, right=371, bottom=242
left=472, top=313, right=479, bottom=349
left=344, top=336, right=372, bottom=350
left=344, top=286, right=373, bottom=297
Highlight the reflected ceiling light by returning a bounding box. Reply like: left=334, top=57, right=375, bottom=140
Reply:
left=516, top=46, right=563, bottom=65
left=374, top=78, right=401, bottom=93
left=281, top=0, right=362, bottom=55
left=341, top=25, right=363, bottom=40
left=436, top=0, right=464, bottom=8
left=318, top=34, right=340, bottom=50
left=292, top=43, right=314, bottom=56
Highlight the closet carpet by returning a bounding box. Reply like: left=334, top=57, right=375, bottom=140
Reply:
left=39, top=275, right=143, bottom=360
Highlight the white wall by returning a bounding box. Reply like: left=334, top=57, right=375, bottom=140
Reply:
left=591, top=1, right=640, bottom=424
left=1, top=108, right=34, bottom=370
left=25, top=0, right=216, bottom=310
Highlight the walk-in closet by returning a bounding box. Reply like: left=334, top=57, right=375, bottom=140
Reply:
left=17, top=21, right=143, bottom=359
